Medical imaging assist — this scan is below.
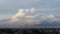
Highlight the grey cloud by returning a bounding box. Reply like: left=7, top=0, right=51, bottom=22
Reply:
left=0, top=16, right=60, bottom=28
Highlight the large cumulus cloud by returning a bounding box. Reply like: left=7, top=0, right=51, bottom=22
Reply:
left=0, top=8, right=60, bottom=28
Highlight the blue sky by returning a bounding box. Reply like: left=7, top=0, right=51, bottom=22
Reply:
left=0, top=0, right=60, bottom=18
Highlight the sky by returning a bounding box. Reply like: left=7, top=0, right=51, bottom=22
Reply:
left=0, top=0, right=60, bottom=28
left=0, top=0, right=60, bottom=19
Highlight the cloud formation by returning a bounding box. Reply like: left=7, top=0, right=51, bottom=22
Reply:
left=10, top=8, right=59, bottom=24
left=11, top=8, right=35, bottom=21
left=0, top=8, right=60, bottom=28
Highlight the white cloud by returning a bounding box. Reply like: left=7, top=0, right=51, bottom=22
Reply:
left=0, top=8, right=60, bottom=28
left=30, top=8, right=35, bottom=12
left=11, top=9, right=25, bottom=21
left=25, top=16, right=35, bottom=19
left=11, top=8, right=36, bottom=21
left=48, top=15, right=55, bottom=19
left=10, top=8, right=60, bottom=23
left=47, top=14, right=60, bottom=22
